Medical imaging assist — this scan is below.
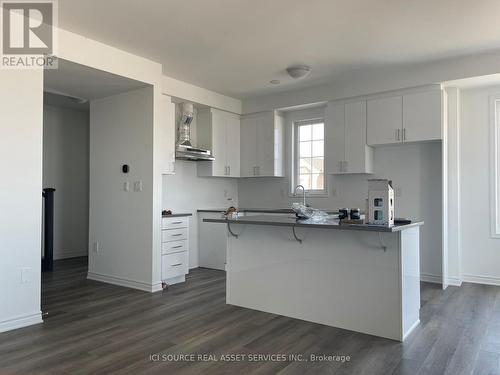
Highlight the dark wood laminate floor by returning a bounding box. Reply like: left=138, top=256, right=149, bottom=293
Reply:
left=1, top=257, right=500, bottom=375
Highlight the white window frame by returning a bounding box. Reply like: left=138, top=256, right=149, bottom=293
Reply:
left=489, top=95, right=500, bottom=238
left=292, top=118, right=327, bottom=197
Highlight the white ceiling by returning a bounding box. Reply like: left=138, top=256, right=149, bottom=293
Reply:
left=58, top=0, right=500, bottom=99
left=44, top=59, right=147, bottom=100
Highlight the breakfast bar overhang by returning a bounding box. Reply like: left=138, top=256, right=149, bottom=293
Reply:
left=204, top=215, right=424, bottom=341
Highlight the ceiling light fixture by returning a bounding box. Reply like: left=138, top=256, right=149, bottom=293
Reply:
left=286, top=65, right=312, bottom=79
left=270, top=79, right=280, bottom=85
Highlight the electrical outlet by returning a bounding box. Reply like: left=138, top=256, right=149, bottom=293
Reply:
left=123, top=181, right=130, bottom=192
left=93, top=241, right=99, bottom=253
left=21, top=267, right=32, bottom=283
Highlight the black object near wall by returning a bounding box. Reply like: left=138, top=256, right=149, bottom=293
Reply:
left=42, top=188, right=55, bottom=272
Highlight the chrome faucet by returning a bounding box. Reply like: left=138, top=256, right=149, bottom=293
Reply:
left=294, top=185, right=307, bottom=206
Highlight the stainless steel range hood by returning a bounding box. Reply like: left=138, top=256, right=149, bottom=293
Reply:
left=175, top=103, right=215, bottom=161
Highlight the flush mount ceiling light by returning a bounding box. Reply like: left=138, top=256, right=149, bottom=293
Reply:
left=286, top=65, right=312, bottom=79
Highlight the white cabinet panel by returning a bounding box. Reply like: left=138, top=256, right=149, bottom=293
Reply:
left=240, top=116, right=258, bottom=177
left=345, top=101, right=373, bottom=174
left=325, top=102, right=345, bottom=174
left=161, top=216, right=190, bottom=283
left=240, top=111, right=284, bottom=177
left=197, top=108, right=241, bottom=177
left=211, top=110, right=227, bottom=177
left=161, top=240, right=188, bottom=255
left=159, top=95, right=176, bottom=174
left=161, top=251, right=188, bottom=279
left=403, top=90, right=442, bottom=143
left=367, top=96, right=402, bottom=146
left=226, top=114, right=241, bottom=177
left=162, top=216, right=188, bottom=230
left=161, top=227, right=188, bottom=242
left=326, top=101, right=373, bottom=174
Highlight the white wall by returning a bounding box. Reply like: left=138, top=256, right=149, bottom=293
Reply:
left=238, top=107, right=443, bottom=280
left=43, top=104, right=89, bottom=260
left=88, top=86, right=158, bottom=292
left=0, top=70, right=44, bottom=332
left=243, top=49, right=500, bottom=114
left=460, top=85, right=500, bottom=284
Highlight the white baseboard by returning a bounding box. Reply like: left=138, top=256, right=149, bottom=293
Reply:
left=87, top=272, right=162, bottom=293
left=402, top=319, right=420, bottom=341
left=163, top=275, right=185, bottom=286
left=420, top=273, right=462, bottom=287
left=462, top=274, right=500, bottom=286
left=447, top=277, right=462, bottom=287
left=0, top=312, right=43, bottom=333
left=54, top=249, right=88, bottom=260
left=420, top=273, right=442, bottom=284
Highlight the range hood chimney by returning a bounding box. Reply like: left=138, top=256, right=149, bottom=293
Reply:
left=175, top=103, right=214, bottom=161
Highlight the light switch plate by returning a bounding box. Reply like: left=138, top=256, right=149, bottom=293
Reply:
left=123, top=182, right=130, bottom=192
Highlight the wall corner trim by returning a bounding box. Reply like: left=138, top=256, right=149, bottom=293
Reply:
left=0, top=312, right=43, bottom=333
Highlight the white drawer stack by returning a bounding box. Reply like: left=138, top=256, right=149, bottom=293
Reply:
left=161, top=215, right=190, bottom=285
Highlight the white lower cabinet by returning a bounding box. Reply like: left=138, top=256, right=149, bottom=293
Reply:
left=198, top=212, right=227, bottom=270
left=161, top=251, right=188, bottom=280
left=161, top=216, right=190, bottom=285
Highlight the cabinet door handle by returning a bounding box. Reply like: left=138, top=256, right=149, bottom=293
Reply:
left=402, top=128, right=406, bottom=141
left=172, top=221, right=183, bottom=224
left=395, top=129, right=400, bottom=141
left=171, top=245, right=183, bottom=249
left=171, top=263, right=183, bottom=267
left=228, top=165, right=231, bottom=175
left=172, top=233, right=183, bottom=237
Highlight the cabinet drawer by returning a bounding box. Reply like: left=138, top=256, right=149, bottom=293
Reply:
left=162, top=251, right=188, bottom=279
left=162, top=228, right=188, bottom=242
left=162, top=217, right=189, bottom=230
left=162, top=240, right=188, bottom=255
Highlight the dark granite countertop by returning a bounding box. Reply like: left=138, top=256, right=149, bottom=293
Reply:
left=203, top=214, right=423, bottom=233
left=162, top=213, right=192, bottom=218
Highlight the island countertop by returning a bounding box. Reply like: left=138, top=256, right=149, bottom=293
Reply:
left=203, top=214, right=423, bottom=233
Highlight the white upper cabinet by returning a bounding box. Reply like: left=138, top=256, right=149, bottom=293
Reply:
left=367, top=88, right=442, bottom=146
left=326, top=100, right=373, bottom=174
left=240, top=111, right=284, bottom=177
left=367, top=96, right=403, bottom=146
left=402, top=90, right=442, bottom=142
left=197, top=108, right=240, bottom=177
left=159, top=95, right=176, bottom=175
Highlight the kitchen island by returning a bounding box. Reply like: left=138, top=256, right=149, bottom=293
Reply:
left=204, top=214, right=423, bottom=341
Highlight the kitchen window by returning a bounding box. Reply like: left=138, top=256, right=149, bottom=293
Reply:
left=293, top=119, right=326, bottom=195
left=490, top=95, right=500, bottom=238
